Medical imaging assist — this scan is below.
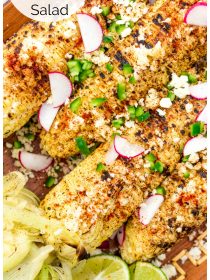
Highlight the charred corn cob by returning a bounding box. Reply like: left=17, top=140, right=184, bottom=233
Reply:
left=120, top=151, right=207, bottom=263
left=40, top=0, right=207, bottom=158
left=41, top=97, right=205, bottom=253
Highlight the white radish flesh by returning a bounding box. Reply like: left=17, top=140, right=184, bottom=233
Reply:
left=105, top=143, right=119, bottom=165
left=19, top=151, right=53, bottom=171
left=38, top=101, right=59, bottom=131
left=77, top=13, right=103, bottom=53
left=196, top=106, right=207, bottom=124
left=117, top=225, right=125, bottom=246
left=183, top=136, right=207, bottom=156
left=114, top=135, right=145, bottom=159
left=184, top=2, right=207, bottom=26
left=139, top=195, right=164, bottom=225
left=49, top=72, right=72, bottom=108
left=190, top=82, right=207, bottom=100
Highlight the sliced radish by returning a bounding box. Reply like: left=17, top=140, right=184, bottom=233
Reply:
left=105, top=143, right=119, bottom=165
left=117, top=225, right=125, bottom=246
left=114, top=135, right=145, bottom=159
left=190, top=82, right=207, bottom=100
left=184, top=2, right=207, bottom=26
left=77, top=13, right=103, bottom=53
left=139, top=195, right=164, bottom=225
left=196, top=106, right=207, bottom=124
left=49, top=72, right=72, bottom=108
left=183, top=136, right=207, bottom=156
left=19, top=151, right=53, bottom=171
left=98, top=240, right=110, bottom=250
left=110, top=229, right=118, bottom=240
left=38, top=101, right=59, bottom=131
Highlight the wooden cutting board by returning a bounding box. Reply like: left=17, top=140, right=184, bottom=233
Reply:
left=3, top=2, right=207, bottom=279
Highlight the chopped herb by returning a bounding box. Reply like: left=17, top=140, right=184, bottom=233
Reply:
left=156, top=186, right=166, bottom=195
left=75, top=137, right=90, bottom=156
left=145, top=153, right=156, bottom=162
left=135, top=106, right=144, bottom=117
left=190, top=121, right=204, bottom=137
left=167, top=84, right=173, bottom=90
left=188, top=74, right=197, bottom=84
left=181, top=72, right=197, bottom=84
left=129, top=76, right=136, bottom=84
left=182, top=155, right=190, bottom=162
left=116, top=24, right=126, bottom=35
left=151, top=161, right=164, bottom=173
left=14, top=140, right=22, bottom=149
left=103, top=36, right=113, bottom=43
left=117, top=83, right=126, bottom=100
left=45, top=176, right=55, bottom=188
left=184, top=172, right=190, bottom=178
left=137, top=111, right=150, bottom=122
left=91, top=98, right=107, bottom=107
left=128, top=21, right=134, bottom=28
left=123, top=63, right=134, bottom=75
left=70, top=97, right=82, bottom=114
left=167, top=90, right=175, bottom=101
left=96, top=162, right=106, bottom=172
left=108, top=21, right=117, bottom=32
left=127, top=106, right=136, bottom=120
left=112, top=118, right=125, bottom=129
left=67, top=59, right=95, bottom=83
left=106, top=63, right=114, bottom=73
left=102, top=6, right=110, bottom=16
left=25, top=133, right=35, bottom=141
left=116, top=14, right=122, bottom=20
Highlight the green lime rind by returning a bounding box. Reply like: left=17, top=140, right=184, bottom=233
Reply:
left=129, top=262, right=168, bottom=280
left=72, top=254, right=130, bottom=280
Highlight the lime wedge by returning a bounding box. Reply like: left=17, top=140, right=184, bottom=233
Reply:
left=72, top=254, right=130, bottom=280
left=130, top=262, right=168, bottom=280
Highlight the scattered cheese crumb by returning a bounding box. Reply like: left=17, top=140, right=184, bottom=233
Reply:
left=91, top=6, right=102, bottom=15
left=160, top=98, right=172, bottom=109
left=162, top=264, right=177, bottom=279
left=189, top=247, right=202, bottom=260
left=156, top=109, right=166, bottom=116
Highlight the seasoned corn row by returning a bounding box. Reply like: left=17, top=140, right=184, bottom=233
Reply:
left=5, top=0, right=145, bottom=137
left=40, top=0, right=207, bottom=158
left=41, top=97, right=205, bottom=253
left=120, top=152, right=207, bottom=263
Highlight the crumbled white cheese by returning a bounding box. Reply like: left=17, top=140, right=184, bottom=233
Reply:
left=125, top=121, right=135, bottom=128
left=113, top=0, right=130, bottom=6
left=189, top=247, right=202, bottom=260
left=121, top=27, right=132, bottom=38
left=156, top=109, right=166, bottom=116
left=180, top=255, right=188, bottom=264
left=185, top=103, right=193, bottom=113
left=95, top=118, right=105, bottom=128
left=162, top=264, right=177, bottom=279
left=90, top=6, right=102, bottom=15
left=22, top=38, right=45, bottom=52
left=160, top=98, right=172, bottom=108
left=85, top=51, right=110, bottom=66
left=184, top=180, right=196, bottom=193
left=152, top=259, right=162, bottom=267
left=173, top=137, right=180, bottom=143
left=168, top=74, right=190, bottom=99
left=125, top=41, right=164, bottom=70
left=188, top=152, right=199, bottom=164
left=158, top=254, right=166, bottom=261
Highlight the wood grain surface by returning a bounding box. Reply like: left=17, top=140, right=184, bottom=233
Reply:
left=3, top=2, right=207, bottom=279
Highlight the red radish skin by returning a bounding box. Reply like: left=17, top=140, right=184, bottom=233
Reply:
left=196, top=106, right=207, bottom=124
left=189, top=82, right=207, bottom=100
left=19, top=151, right=53, bottom=171
left=114, top=135, right=145, bottom=159
left=105, top=143, right=119, bottom=165
left=117, top=225, right=125, bottom=246
left=139, top=195, right=164, bottom=226
left=183, top=136, right=207, bottom=156
left=38, top=101, right=59, bottom=131
left=49, top=72, right=72, bottom=108
left=184, top=2, right=207, bottom=26
left=77, top=13, right=103, bottom=53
